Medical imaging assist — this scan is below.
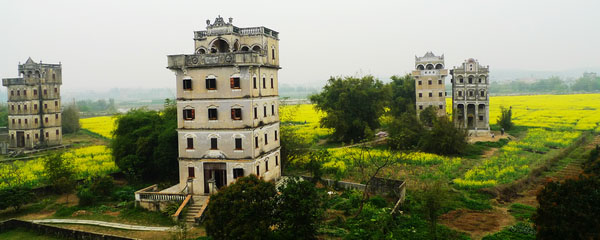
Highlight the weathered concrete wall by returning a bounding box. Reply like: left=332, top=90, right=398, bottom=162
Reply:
left=0, top=219, right=136, bottom=240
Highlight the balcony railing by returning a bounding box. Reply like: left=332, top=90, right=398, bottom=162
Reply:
left=134, top=184, right=187, bottom=202
left=168, top=52, right=275, bottom=69
left=2, top=78, right=25, bottom=86
left=194, top=26, right=279, bottom=40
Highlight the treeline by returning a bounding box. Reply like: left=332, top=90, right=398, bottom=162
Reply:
left=491, top=73, right=600, bottom=95
left=77, top=98, right=117, bottom=114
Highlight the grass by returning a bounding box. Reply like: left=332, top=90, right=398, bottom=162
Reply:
left=509, top=204, right=536, bottom=221
left=52, top=204, right=175, bottom=227
left=0, top=228, right=64, bottom=240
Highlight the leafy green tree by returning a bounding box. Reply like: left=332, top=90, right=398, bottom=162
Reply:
left=388, top=74, right=416, bottom=117
left=419, top=116, right=468, bottom=155
left=279, top=104, right=311, bottom=172
left=534, top=177, right=600, bottom=239
left=111, top=100, right=177, bottom=182
left=62, top=102, right=80, bottom=134
left=0, top=104, right=8, bottom=127
left=310, top=75, right=389, bottom=143
left=417, top=181, right=449, bottom=240
left=43, top=153, right=76, bottom=203
left=204, top=175, right=277, bottom=240
left=0, top=186, right=34, bottom=211
left=275, top=177, right=323, bottom=240
left=388, top=112, right=424, bottom=150
left=419, top=106, right=438, bottom=127
left=497, top=106, right=514, bottom=131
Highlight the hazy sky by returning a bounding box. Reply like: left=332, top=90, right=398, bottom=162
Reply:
left=1, top=0, right=599, bottom=92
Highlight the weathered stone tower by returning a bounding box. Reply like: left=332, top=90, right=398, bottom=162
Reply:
left=2, top=58, right=62, bottom=149
left=450, top=58, right=490, bottom=133
left=412, top=52, right=447, bottom=116
left=167, top=16, right=281, bottom=195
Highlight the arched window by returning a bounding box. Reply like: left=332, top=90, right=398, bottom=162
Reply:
left=435, top=64, right=443, bottom=69
left=416, top=65, right=425, bottom=70
left=271, top=46, right=276, bottom=59
left=210, top=39, right=230, bottom=53
left=426, top=64, right=434, bottom=70
left=233, top=40, right=240, bottom=52
left=196, top=48, right=207, bottom=54
left=241, top=46, right=250, bottom=52
left=252, top=45, right=261, bottom=53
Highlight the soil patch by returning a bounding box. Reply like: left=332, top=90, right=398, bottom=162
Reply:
left=468, top=131, right=511, bottom=143
left=440, top=208, right=515, bottom=240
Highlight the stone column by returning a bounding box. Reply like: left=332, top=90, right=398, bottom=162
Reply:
left=474, top=103, right=478, bottom=130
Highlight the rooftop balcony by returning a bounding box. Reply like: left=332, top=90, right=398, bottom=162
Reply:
left=194, top=26, right=279, bottom=40
left=2, top=78, right=25, bottom=86
left=167, top=52, right=277, bottom=69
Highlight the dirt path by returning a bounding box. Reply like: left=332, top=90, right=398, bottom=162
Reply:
left=468, top=131, right=512, bottom=143
left=440, top=207, right=515, bottom=240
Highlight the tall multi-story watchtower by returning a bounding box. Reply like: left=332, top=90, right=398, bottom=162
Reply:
left=450, top=58, right=490, bottom=134
left=2, top=58, right=62, bottom=149
left=167, top=16, right=281, bottom=195
left=412, top=52, right=447, bottom=116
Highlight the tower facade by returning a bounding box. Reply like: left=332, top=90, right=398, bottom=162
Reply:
left=167, top=16, right=281, bottom=195
left=450, top=58, right=490, bottom=133
left=412, top=52, right=447, bottom=116
left=2, top=58, right=62, bottom=149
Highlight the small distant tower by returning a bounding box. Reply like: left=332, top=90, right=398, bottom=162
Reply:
left=450, top=58, right=490, bottom=134
left=2, top=58, right=63, bottom=149
left=412, top=52, right=447, bottom=116
left=167, top=16, right=281, bottom=195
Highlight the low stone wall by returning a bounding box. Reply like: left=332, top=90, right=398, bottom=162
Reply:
left=298, top=176, right=406, bottom=199
left=0, top=219, right=137, bottom=240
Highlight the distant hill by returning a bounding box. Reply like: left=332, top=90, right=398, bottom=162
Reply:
left=490, top=68, right=600, bottom=82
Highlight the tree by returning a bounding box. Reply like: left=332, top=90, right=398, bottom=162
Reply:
left=419, top=116, right=468, bottom=155
left=275, top=177, right=323, bottom=240
left=388, top=112, right=424, bottom=150
left=310, top=75, right=389, bottom=143
left=43, top=153, right=76, bottom=203
left=279, top=104, right=311, bottom=172
left=204, top=175, right=277, bottom=240
left=534, top=177, right=600, bottom=239
left=388, top=74, right=416, bottom=117
left=111, top=100, right=178, bottom=182
left=419, top=106, right=438, bottom=127
left=0, top=186, right=34, bottom=211
left=346, top=146, right=397, bottom=215
left=418, top=181, right=449, bottom=240
left=497, top=106, right=514, bottom=131
left=62, top=102, right=80, bottom=134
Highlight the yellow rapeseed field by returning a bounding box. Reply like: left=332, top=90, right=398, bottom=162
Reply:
left=80, top=116, right=116, bottom=138
left=0, top=145, right=116, bottom=190
left=447, top=94, right=600, bottom=130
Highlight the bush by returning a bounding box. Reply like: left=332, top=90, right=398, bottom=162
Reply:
left=77, top=187, right=95, bottom=206
left=497, top=106, right=514, bottom=131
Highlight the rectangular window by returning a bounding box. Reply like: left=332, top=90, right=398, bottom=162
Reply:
left=183, top=79, right=192, bottom=90
left=428, top=92, right=432, bottom=97
left=206, top=78, right=217, bottom=90
left=23, top=90, right=27, bottom=96
left=235, top=138, right=242, bottom=150
left=55, top=101, right=58, bottom=107
left=271, top=105, right=275, bottom=115
left=439, top=92, right=443, bottom=97
left=480, top=91, right=485, bottom=97
left=45, top=117, right=48, bottom=123
left=479, top=116, right=484, bottom=121
left=183, top=109, right=195, bottom=120
left=230, top=77, right=241, bottom=89
left=263, top=106, right=267, bottom=117
left=275, top=156, right=279, bottom=166
left=469, top=91, right=474, bottom=97
left=254, top=107, right=258, bottom=119
left=438, top=80, right=442, bottom=84
left=274, top=130, right=278, bottom=141
left=233, top=168, right=244, bottom=179
left=469, top=78, right=473, bottom=84
left=56, top=129, right=59, bottom=135
left=33, top=89, right=37, bottom=95
left=187, top=138, right=194, bottom=149
left=263, top=78, right=266, bottom=89
left=418, top=93, right=422, bottom=98
left=428, top=80, right=432, bottom=85
left=45, top=132, right=49, bottom=138
left=10, top=91, right=13, bottom=96
left=264, top=133, right=268, bottom=145
left=256, top=166, right=260, bottom=176
left=44, top=104, right=47, bottom=109
left=231, top=108, right=242, bottom=120
left=54, top=87, right=58, bottom=93
left=11, top=119, right=14, bottom=124
left=253, top=77, right=257, bottom=89
left=188, top=167, right=195, bottom=178
left=265, top=160, right=269, bottom=172
left=35, top=133, right=39, bottom=139
left=255, top=136, right=259, bottom=148
left=55, top=114, right=58, bottom=119
left=25, top=119, right=28, bottom=124
left=24, top=105, right=27, bottom=111
left=44, top=89, right=47, bottom=95
left=419, top=105, right=423, bottom=110
left=18, top=119, right=21, bottom=124
left=458, top=91, right=462, bottom=97
left=439, top=105, right=443, bottom=109
left=418, top=81, right=422, bottom=85
left=34, top=104, right=37, bottom=110
left=35, top=118, right=38, bottom=124
left=208, top=109, right=218, bottom=120
left=17, top=90, right=20, bottom=96
left=270, top=78, right=274, bottom=88
left=210, top=138, right=218, bottom=150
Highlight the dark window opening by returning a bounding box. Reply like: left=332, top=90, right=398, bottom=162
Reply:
left=187, top=138, right=194, bottom=149
left=55, top=114, right=58, bottom=119
left=264, top=133, right=268, bottom=145
left=419, top=105, right=423, bottom=110
left=25, top=119, right=28, bottom=124
left=254, top=107, right=258, bottom=119
left=265, top=160, right=269, bottom=172
left=208, top=109, right=218, bottom=120
left=469, top=91, right=474, bottom=97
left=458, top=91, right=462, bottom=97
left=253, top=77, right=257, bottom=89
left=188, top=167, right=195, bottom=178
left=44, top=89, right=47, bottom=95
left=235, top=138, right=242, bottom=150
left=33, top=90, right=37, bottom=95
left=428, top=93, right=433, bottom=97
left=468, top=78, right=473, bottom=84
left=35, top=118, right=38, bottom=124
left=233, top=168, right=244, bottom=179
left=10, top=91, right=13, bottom=96
left=270, top=78, right=274, bottom=88
left=24, top=105, right=27, bottom=110
left=262, top=78, right=266, bottom=89
left=230, top=77, right=241, bottom=89
left=55, top=101, right=58, bottom=107
left=256, top=166, right=260, bottom=176
left=428, top=80, right=432, bottom=85
left=272, top=49, right=275, bottom=59
left=439, top=105, right=443, bottom=109
left=23, top=90, right=26, bottom=96
left=35, top=133, right=38, bottom=139
left=479, top=116, right=484, bottom=121
left=183, top=109, right=195, bottom=120
left=263, top=106, right=267, bottom=117
left=206, top=78, right=217, bottom=90
left=438, top=80, right=442, bottom=84
left=44, top=104, right=47, bottom=109
left=439, top=92, right=443, bottom=97
left=210, top=138, right=218, bottom=150
left=418, top=81, right=422, bottom=85
left=271, top=105, right=275, bottom=115
left=54, top=87, right=58, bottom=93
left=45, top=117, right=48, bottom=123
left=459, top=78, right=464, bottom=83
left=255, top=136, right=259, bottom=148
left=183, top=79, right=192, bottom=90
left=275, top=156, right=279, bottom=166
left=45, top=132, right=49, bottom=138
left=17, top=90, right=20, bottom=96
left=34, top=104, right=38, bottom=110
left=231, top=108, right=242, bottom=120
left=418, top=93, right=422, bottom=98
left=56, top=130, right=59, bottom=135
left=275, top=130, right=278, bottom=140
left=480, top=91, right=485, bottom=97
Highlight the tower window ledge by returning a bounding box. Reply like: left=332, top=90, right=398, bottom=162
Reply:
left=232, top=89, right=242, bottom=92
left=233, top=120, right=243, bottom=122
left=186, top=149, right=195, bottom=152
left=233, top=150, right=244, bottom=153
left=208, top=120, right=219, bottom=123
left=208, top=90, right=217, bottom=93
